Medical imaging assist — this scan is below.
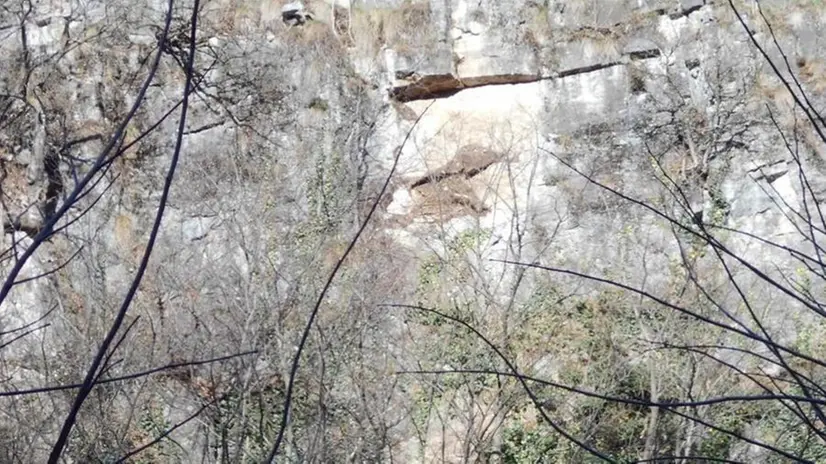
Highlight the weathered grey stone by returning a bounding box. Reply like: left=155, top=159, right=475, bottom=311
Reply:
left=454, top=34, right=539, bottom=81
left=2, top=0, right=826, bottom=459
left=670, top=0, right=706, bottom=19
left=549, top=39, right=622, bottom=74
left=622, top=37, right=661, bottom=58
left=282, top=1, right=313, bottom=25
left=181, top=216, right=214, bottom=242
left=548, top=0, right=671, bottom=29
left=680, top=0, right=705, bottom=11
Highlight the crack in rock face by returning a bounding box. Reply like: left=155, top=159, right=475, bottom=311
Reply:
left=749, top=160, right=789, bottom=184
left=388, top=52, right=661, bottom=102
left=385, top=0, right=701, bottom=103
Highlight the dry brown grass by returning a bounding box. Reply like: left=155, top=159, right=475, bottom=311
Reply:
left=568, top=28, right=622, bottom=60
left=752, top=67, right=816, bottom=130
left=290, top=20, right=338, bottom=45
left=349, top=0, right=433, bottom=56
left=716, top=0, right=824, bottom=36
left=0, top=161, right=30, bottom=211
left=801, top=120, right=826, bottom=161
left=797, top=56, right=826, bottom=94
left=522, top=2, right=552, bottom=46
left=113, top=213, right=134, bottom=252
left=207, top=0, right=261, bottom=34
left=753, top=71, right=796, bottom=122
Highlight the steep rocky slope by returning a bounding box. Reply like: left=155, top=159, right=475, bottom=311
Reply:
left=1, top=0, right=826, bottom=461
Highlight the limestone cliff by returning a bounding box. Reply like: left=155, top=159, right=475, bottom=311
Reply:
left=1, top=0, right=826, bottom=461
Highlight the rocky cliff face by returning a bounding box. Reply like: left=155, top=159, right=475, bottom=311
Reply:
left=1, top=0, right=826, bottom=461
left=376, top=0, right=826, bottom=340
left=381, top=0, right=824, bottom=236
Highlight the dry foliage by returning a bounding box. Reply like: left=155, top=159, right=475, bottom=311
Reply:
left=349, top=0, right=433, bottom=56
